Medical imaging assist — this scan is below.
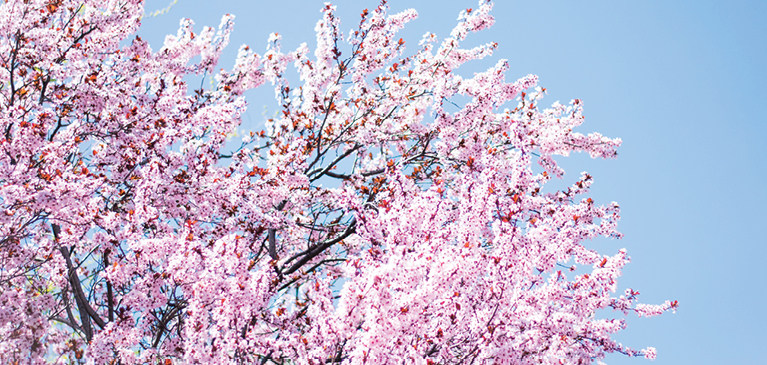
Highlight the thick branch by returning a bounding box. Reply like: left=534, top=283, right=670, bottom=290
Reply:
left=59, top=286, right=83, bottom=336
left=54, top=224, right=106, bottom=338
left=268, top=228, right=277, bottom=260
left=103, top=251, right=115, bottom=323
left=268, top=201, right=287, bottom=260
left=38, top=74, right=50, bottom=105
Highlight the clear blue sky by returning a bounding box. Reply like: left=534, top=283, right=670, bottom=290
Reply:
left=138, top=1, right=767, bottom=363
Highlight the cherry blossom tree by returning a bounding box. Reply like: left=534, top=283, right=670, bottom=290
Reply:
left=0, top=0, right=675, bottom=364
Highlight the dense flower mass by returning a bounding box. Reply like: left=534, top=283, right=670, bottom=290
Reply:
left=0, top=0, right=675, bottom=364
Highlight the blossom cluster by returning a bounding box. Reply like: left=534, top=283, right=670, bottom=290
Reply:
left=0, top=0, right=673, bottom=364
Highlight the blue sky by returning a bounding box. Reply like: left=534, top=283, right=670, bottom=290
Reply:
left=138, top=1, right=767, bottom=363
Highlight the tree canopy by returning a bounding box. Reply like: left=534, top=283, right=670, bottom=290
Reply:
left=0, top=0, right=674, bottom=363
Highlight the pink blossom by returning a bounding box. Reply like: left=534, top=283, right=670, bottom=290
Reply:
left=0, top=0, right=673, bottom=363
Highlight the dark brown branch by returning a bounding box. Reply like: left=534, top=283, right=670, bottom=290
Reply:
left=268, top=201, right=287, bottom=260
left=103, top=251, right=115, bottom=323
left=49, top=316, right=82, bottom=332
left=54, top=224, right=106, bottom=340
left=277, top=258, right=346, bottom=291
left=268, top=229, right=277, bottom=260
left=48, top=117, right=65, bottom=141
left=307, top=144, right=361, bottom=182
left=323, top=167, right=385, bottom=180
left=152, top=303, right=185, bottom=348
left=281, top=218, right=356, bottom=276
left=59, top=286, right=83, bottom=336
left=38, top=74, right=50, bottom=105
left=305, top=102, right=334, bottom=172
left=7, top=31, right=21, bottom=107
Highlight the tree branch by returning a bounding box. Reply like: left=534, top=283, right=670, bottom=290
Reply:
left=307, top=144, right=361, bottom=182
left=53, top=224, right=106, bottom=339
left=281, top=218, right=356, bottom=276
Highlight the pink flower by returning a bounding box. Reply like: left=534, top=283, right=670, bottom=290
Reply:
left=644, top=347, right=658, bottom=360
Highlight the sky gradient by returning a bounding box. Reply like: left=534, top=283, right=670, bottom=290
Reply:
left=137, top=1, right=767, bottom=363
